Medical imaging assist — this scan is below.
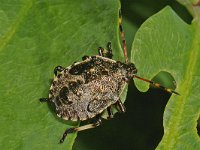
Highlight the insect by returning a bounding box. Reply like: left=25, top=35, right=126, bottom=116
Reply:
left=40, top=10, right=179, bottom=144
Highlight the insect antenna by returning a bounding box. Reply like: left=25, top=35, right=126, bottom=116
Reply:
left=133, top=75, right=180, bottom=95
left=119, top=9, right=129, bottom=64
left=119, top=9, right=179, bottom=95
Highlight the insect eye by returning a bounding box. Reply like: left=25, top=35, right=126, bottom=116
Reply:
left=127, top=63, right=136, bottom=69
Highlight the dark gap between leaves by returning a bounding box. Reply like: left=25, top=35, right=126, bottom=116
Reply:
left=121, top=0, right=192, bottom=27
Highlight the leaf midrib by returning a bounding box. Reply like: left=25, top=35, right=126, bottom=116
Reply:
left=164, top=22, right=200, bottom=149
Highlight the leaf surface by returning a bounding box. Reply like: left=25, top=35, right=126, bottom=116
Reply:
left=0, top=0, right=122, bottom=149
left=132, top=6, right=200, bottom=149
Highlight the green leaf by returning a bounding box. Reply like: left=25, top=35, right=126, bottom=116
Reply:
left=0, top=0, right=122, bottom=149
left=132, top=6, right=200, bottom=149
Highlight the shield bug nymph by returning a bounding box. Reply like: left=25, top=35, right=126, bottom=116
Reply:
left=40, top=9, right=179, bottom=144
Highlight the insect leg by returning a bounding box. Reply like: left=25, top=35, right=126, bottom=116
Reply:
left=39, top=98, right=48, bottom=102
left=134, top=75, right=180, bottom=95
left=98, top=47, right=105, bottom=57
left=107, top=106, right=114, bottom=119
left=98, top=42, right=113, bottom=59
left=54, top=66, right=65, bottom=76
left=119, top=9, right=128, bottom=64
left=116, top=99, right=126, bottom=113
left=106, top=41, right=113, bottom=59
left=59, top=117, right=102, bottom=143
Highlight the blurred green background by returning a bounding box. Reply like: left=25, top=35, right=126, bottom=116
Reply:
left=73, top=0, right=193, bottom=150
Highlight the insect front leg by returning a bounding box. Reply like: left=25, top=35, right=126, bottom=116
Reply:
left=98, top=42, right=113, bottom=59
left=54, top=66, right=65, bottom=76
left=59, top=116, right=102, bottom=143
left=98, top=47, right=105, bottom=57
left=106, top=41, right=113, bottom=59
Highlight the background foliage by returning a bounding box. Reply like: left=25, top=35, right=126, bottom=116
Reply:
left=0, top=0, right=199, bottom=150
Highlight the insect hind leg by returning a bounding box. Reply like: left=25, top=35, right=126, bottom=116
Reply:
left=116, top=99, right=126, bottom=113
left=59, top=117, right=102, bottom=143
left=107, top=106, right=114, bottom=119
